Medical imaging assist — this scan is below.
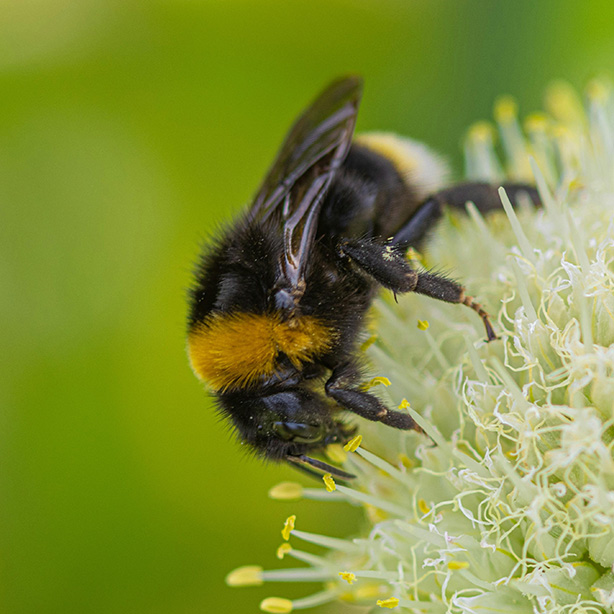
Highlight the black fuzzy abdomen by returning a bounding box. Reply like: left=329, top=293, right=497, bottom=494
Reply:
left=317, top=143, right=420, bottom=244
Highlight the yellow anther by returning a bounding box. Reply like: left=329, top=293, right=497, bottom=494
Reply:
left=343, top=434, right=362, bottom=452
left=276, top=543, right=292, bottom=559
left=405, top=247, right=422, bottom=261
left=281, top=515, right=296, bottom=541
left=339, top=571, right=357, bottom=585
left=586, top=79, right=610, bottom=103
left=268, top=482, right=303, bottom=500
left=398, top=453, right=414, bottom=469
left=418, top=498, right=430, bottom=514
left=467, top=121, right=495, bottom=143
left=398, top=398, right=411, bottom=410
left=326, top=443, right=347, bottom=465
left=417, top=320, right=429, bottom=330
left=545, top=81, right=584, bottom=124
left=341, top=583, right=385, bottom=602
left=356, top=585, right=385, bottom=600
left=260, top=597, right=293, bottom=613
left=448, top=560, right=470, bottom=570
left=323, top=473, right=336, bottom=492
left=365, top=504, right=388, bottom=524
left=551, top=123, right=572, bottom=140
left=494, top=95, right=518, bottom=122
left=360, top=334, right=378, bottom=351
left=524, top=112, right=549, bottom=133
left=363, top=376, right=391, bottom=390
left=377, top=597, right=400, bottom=608
left=225, top=565, right=264, bottom=587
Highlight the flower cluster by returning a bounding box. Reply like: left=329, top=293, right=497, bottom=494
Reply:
left=229, top=80, right=614, bottom=614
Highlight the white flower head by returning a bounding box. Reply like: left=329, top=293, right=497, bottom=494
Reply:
left=230, top=80, right=614, bottom=614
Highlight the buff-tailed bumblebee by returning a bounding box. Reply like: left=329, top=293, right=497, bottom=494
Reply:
left=187, top=76, right=539, bottom=479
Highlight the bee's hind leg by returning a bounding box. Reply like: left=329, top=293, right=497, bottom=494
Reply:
left=411, top=270, right=497, bottom=341
left=339, top=238, right=497, bottom=341
left=383, top=181, right=541, bottom=340
left=324, top=361, right=419, bottom=431
left=391, top=182, right=540, bottom=249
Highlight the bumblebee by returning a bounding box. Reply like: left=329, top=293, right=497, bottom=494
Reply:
left=187, top=76, right=539, bottom=479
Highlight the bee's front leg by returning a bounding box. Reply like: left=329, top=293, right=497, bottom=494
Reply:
left=339, top=238, right=496, bottom=341
left=324, top=361, right=419, bottom=431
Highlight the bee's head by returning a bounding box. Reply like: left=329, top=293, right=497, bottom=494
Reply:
left=218, top=389, right=356, bottom=480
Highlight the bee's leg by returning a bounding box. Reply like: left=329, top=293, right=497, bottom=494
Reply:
left=338, top=239, right=419, bottom=293
left=339, top=238, right=496, bottom=340
left=286, top=455, right=356, bottom=481
left=391, top=182, right=540, bottom=248
left=411, top=270, right=497, bottom=341
left=324, top=361, right=419, bottom=431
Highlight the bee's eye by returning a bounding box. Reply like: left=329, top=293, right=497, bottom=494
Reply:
left=273, top=421, right=324, bottom=443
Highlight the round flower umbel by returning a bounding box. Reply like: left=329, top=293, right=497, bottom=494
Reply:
left=228, top=80, right=614, bottom=613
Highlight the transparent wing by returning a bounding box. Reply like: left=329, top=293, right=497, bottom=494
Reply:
left=248, top=76, right=363, bottom=289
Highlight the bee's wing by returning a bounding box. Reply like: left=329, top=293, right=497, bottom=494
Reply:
left=248, top=76, right=363, bottom=289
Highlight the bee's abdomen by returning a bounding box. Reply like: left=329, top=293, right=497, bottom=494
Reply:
left=320, top=134, right=450, bottom=242
left=354, top=133, right=450, bottom=202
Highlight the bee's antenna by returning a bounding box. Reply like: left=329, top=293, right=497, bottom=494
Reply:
left=287, top=454, right=356, bottom=480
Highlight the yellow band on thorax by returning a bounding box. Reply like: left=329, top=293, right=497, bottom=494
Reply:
left=188, top=312, right=334, bottom=392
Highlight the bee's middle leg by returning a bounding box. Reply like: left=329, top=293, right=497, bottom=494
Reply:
left=324, top=361, right=418, bottom=431
left=339, top=238, right=496, bottom=341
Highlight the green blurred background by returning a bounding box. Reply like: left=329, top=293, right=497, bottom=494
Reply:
left=1, top=1, right=612, bottom=612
